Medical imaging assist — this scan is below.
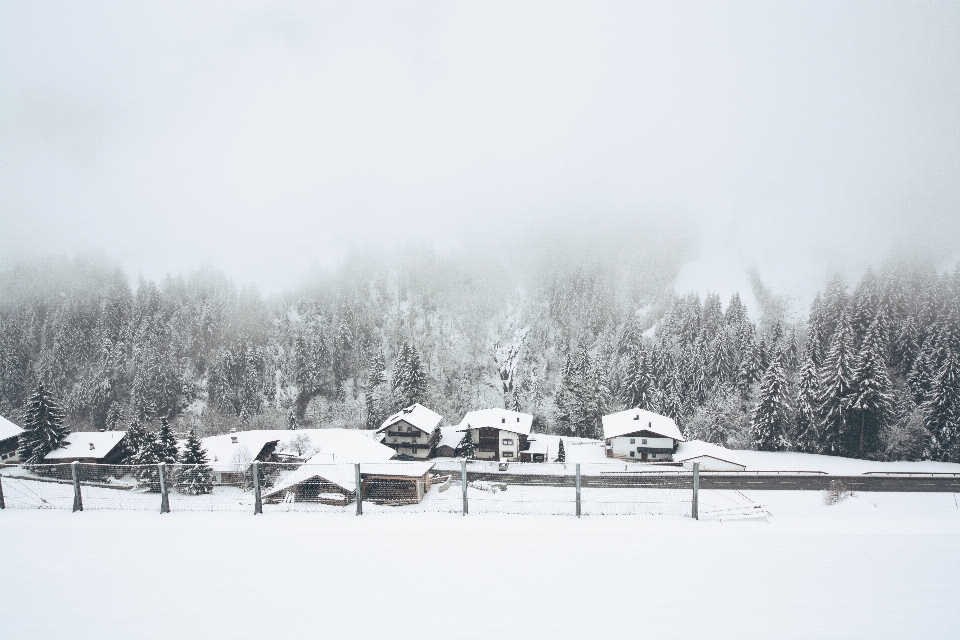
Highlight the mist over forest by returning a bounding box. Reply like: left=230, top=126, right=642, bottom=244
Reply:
left=1, top=248, right=958, bottom=463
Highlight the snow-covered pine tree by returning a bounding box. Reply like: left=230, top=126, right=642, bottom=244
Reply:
left=18, top=383, right=70, bottom=464
left=154, top=417, right=179, bottom=464
left=555, top=438, right=566, bottom=462
left=849, top=322, right=894, bottom=458
left=923, top=346, right=960, bottom=462
left=176, top=429, right=214, bottom=495
left=907, top=342, right=936, bottom=404
left=750, top=357, right=791, bottom=451
left=623, top=348, right=655, bottom=410
left=120, top=418, right=150, bottom=464
left=818, top=309, right=856, bottom=456
left=793, top=355, right=821, bottom=453
left=457, top=428, right=476, bottom=459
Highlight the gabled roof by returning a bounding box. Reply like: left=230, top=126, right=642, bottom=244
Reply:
left=0, top=415, right=23, bottom=441
left=377, top=404, right=443, bottom=435
left=263, top=458, right=434, bottom=498
left=202, top=431, right=284, bottom=472
left=437, top=426, right=465, bottom=450
left=674, top=440, right=745, bottom=467
left=203, top=428, right=395, bottom=471
left=602, top=409, right=684, bottom=442
left=43, top=431, right=127, bottom=461
left=458, top=408, right=533, bottom=436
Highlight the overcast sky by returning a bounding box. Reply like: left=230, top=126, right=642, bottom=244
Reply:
left=2, top=1, right=958, bottom=300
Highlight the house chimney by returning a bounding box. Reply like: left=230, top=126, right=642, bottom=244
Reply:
left=89, top=443, right=95, bottom=450
left=502, top=418, right=505, bottom=424
left=649, top=422, right=652, bottom=429
left=633, top=414, right=639, bottom=420
left=231, top=436, right=238, bottom=444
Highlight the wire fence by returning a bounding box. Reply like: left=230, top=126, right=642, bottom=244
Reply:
left=0, top=461, right=698, bottom=517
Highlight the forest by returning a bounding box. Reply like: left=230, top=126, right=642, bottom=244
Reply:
left=1, top=250, right=958, bottom=463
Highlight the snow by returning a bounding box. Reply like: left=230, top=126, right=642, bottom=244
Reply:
left=0, top=414, right=23, bottom=440
left=203, top=428, right=392, bottom=471
left=457, top=407, right=533, bottom=436
left=377, top=403, right=443, bottom=434
left=436, top=425, right=464, bottom=450
left=42, top=431, right=127, bottom=461
left=675, top=440, right=746, bottom=469
left=731, top=450, right=960, bottom=475
left=602, top=408, right=684, bottom=441
left=3, top=492, right=959, bottom=639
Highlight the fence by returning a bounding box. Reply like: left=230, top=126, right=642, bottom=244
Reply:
left=0, top=461, right=702, bottom=518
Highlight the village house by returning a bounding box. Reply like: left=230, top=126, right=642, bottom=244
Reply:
left=674, top=440, right=747, bottom=471
left=434, top=426, right=464, bottom=458
left=42, top=431, right=129, bottom=464
left=201, top=431, right=283, bottom=485
left=601, top=409, right=684, bottom=462
left=457, top=408, right=533, bottom=462
left=0, top=415, right=23, bottom=463
left=377, top=403, right=442, bottom=460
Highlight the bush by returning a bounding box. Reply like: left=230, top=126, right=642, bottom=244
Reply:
left=823, top=480, right=852, bottom=505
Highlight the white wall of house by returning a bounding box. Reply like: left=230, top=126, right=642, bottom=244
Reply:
left=609, top=436, right=674, bottom=458
left=469, top=428, right=524, bottom=461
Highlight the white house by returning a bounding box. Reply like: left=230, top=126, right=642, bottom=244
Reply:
left=0, top=415, right=23, bottom=463
left=601, top=409, right=684, bottom=462
left=376, top=403, right=443, bottom=460
left=201, top=431, right=284, bottom=484
left=457, top=408, right=533, bottom=462
left=674, top=440, right=746, bottom=471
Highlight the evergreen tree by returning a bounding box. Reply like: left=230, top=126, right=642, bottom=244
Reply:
left=923, top=347, right=960, bottom=462
left=391, top=342, right=426, bottom=409
left=818, top=310, right=855, bottom=455
left=18, top=383, right=70, bottom=464
left=623, top=348, right=655, bottom=410
left=457, top=428, right=475, bottom=459
left=154, top=417, right=179, bottom=464
left=750, top=357, right=791, bottom=451
left=176, top=429, right=214, bottom=495
left=793, top=355, right=821, bottom=453
left=121, top=418, right=150, bottom=464
left=555, top=438, right=566, bottom=462
left=849, top=323, right=894, bottom=458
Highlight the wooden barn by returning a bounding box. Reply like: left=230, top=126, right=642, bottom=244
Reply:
left=41, top=431, right=129, bottom=465
left=263, top=459, right=436, bottom=506
left=0, top=415, right=23, bottom=464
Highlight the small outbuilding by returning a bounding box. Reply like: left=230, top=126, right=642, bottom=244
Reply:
left=0, top=415, right=24, bottom=463
left=674, top=440, right=746, bottom=471
left=263, top=457, right=435, bottom=506
left=42, top=431, right=129, bottom=464
left=434, top=426, right=465, bottom=458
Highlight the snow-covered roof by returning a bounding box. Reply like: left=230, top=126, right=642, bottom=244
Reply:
left=524, top=436, right=550, bottom=456
left=437, top=426, right=465, bottom=450
left=0, top=415, right=23, bottom=441
left=674, top=440, right=745, bottom=467
left=43, top=431, right=127, bottom=461
left=602, top=409, right=684, bottom=442
left=263, top=458, right=434, bottom=498
left=377, top=404, right=443, bottom=435
left=458, top=408, right=533, bottom=436
left=204, top=428, right=394, bottom=472
left=360, top=461, right=435, bottom=478
left=202, top=431, right=284, bottom=472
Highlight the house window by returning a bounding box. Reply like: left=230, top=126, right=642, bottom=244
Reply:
left=502, top=452, right=513, bottom=458
left=503, top=439, right=514, bottom=446
left=231, top=436, right=238, bottom=444
left=630, top=438, right=635, bottom=444
left=651, top=453, right=657, bottom=458
left=629, top=451, right=635, bottom=458
left=412, top=447, right=418, bottom=454
left=642, top=439, right=647, bottom=444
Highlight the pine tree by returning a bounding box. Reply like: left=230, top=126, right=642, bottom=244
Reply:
left=176, top=429, right=214, bottom=495
left=818, top=310, right=856, bottom=455
left=750, top=358, right=791, bottom=451
left=555, top=438, right=566, bottom=462
left=121, top=418, right=150, bottom=464
left=923, top=347, right=960, bottom=462
left=457, top=428, right=475, bottom=459
left=849, top=322, right=894, bottom=458
left=793, top=355, right=821, bottom=453
left=623, top=348, right=655, bottom=410
left=18, top=383, right=70, bottom=464
left=154, top=417, right=179, bottom=464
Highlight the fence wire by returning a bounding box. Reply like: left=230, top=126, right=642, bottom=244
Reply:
left=0, top=461, right=696, bottom=517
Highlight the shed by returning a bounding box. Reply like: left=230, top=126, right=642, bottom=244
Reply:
left=42, top=431, right=128, bottom=464
left=674, top=440, right=746, bottom=471
left=0, top=415, right=24, bottom=463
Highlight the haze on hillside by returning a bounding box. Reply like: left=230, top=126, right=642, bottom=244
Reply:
left=2, top=1, right=959, bottom=303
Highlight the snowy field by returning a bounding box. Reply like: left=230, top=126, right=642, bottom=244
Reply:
left=3, top=491, right=959, bottom=640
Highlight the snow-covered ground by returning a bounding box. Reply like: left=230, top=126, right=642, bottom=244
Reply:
left=3, top=491, right=959, bottom=639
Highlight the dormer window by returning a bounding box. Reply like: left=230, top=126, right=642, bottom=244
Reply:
left=89, top=443, right=95, bottom=450
left=231, top=436, right=238, bottom=444
left=502, top=418, right=506, bottom=424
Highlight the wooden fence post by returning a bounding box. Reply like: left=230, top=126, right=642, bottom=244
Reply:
left=461, top=458, right=468, bottom=516
left=576, top=463, right=581, bottom=518
left=159, top=463, right=170, bottom=514
left=355, top=463, right=362, bottom=516
left=692, top=462, right=699, bottom=520
left=0, top=472, right=5, bottom=509
left=71, top=461, right=83, bottom=512
left=253, top=461, right=263, bottom=515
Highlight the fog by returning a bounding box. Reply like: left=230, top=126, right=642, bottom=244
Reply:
left=2, top=1, right=959, bottom=302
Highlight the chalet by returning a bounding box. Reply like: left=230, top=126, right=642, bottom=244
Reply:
left=263, top=457, right=434, bottom=506
left=434, top=426, right=464, bottom=458
left=602, top=409, right=684, bottom=462
left=0, top=415, right=23, bottom=463
left=457, top=408, right=533, bottom=462
left=377, top=404, right=442, bottom=460
left=42, top=431, right=128, bottom=464
left=674, top=440, right=746, bottom=471
left=201, top=431, right=283, bottom=485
